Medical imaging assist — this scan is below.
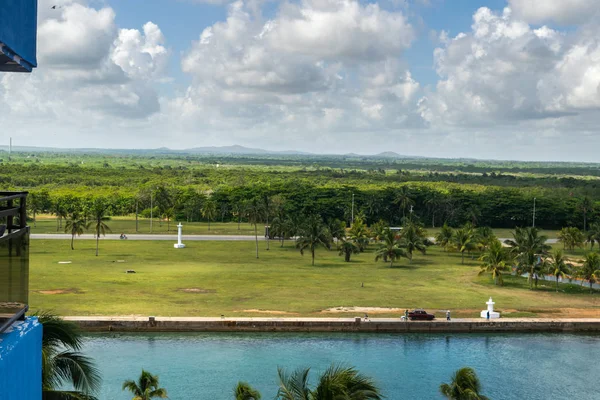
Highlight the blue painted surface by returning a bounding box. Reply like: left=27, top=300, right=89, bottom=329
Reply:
left=0, top=0, right=38, bottom=68
left=0, top=317, right=42, bottom=400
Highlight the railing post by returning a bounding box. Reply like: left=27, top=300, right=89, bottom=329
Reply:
left=19, top=196, right=26, bottom=229
left=6, top=199, right=13, bottom=233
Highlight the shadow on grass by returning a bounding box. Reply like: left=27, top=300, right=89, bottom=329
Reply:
left=475, top=274, right=599, bottom=295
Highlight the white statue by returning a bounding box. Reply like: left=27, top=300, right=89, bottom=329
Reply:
left=174, top=223, right=186, bottom=249
left=480, top=297, right=500, bottom=319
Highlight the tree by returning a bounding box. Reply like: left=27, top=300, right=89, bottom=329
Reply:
left=435, top=224, right=454, bottom=251
left=163, top=207, right=175, bottom=232
left=375, top=228, right=408, bottom=267
left=504, top=227, right=551, bottom=289
left=202, top=199, right=217, bottom=231
left=234, top=382, right=261, bottom=400
left=578, top=252, right=600, bottom=293
left=586, top=222, right=600, bottom=249
left=452, top=226, right=478, bottom=264
left=37, top=312, right=101, bottom=400
left=398, top=221, right=429, bottom=263
left=476, top=226, right=496, bottom=252
left=440, top=367, right=489, bottom=400
left=64, top=213, right=88, bottom=250
left=338, top=237, right=360, bottom=262
left=327, top=218, right=346, bottom=244
left=245, top=198, right=264, bottom=259
left=370, top=220, right=388, bottom=242
left=558, top=227, right=584, bottom=251
left=122, top=370, right=168, bottom=400
left=394, top=186, right=414, bottom=220
left=546, top=250, right=572, bottom=292
left=579, top=196, right=594, bottom=232
left=296, top=215, right=332, bottom=266
left=478, top=240, right=511, bottom=286
left=275, top=365, right=383, bottom=400
left=233, top=202, right=245, bottom=230
left=348, top=215, right=370, bottom=252
left=90, top=199, right=111, bottom=257
left=424, top=191, right=443, bottom=228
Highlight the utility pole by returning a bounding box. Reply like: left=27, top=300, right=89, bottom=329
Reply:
left=532, top=197, right=536, bottom=228
left=351, top=193, right=355, bottom=225
left=150, top=191, right=153, bottom=233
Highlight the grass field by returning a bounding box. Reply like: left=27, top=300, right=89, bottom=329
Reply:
left=28, top=238, right=599, bottom=318
left=30, top=215, right=559, bottom=239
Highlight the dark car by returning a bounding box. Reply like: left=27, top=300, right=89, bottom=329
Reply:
left=408, top=309, right=435, bottom=321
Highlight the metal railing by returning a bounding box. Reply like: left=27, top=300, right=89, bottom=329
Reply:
left=0, top=192, right=29, bottom=333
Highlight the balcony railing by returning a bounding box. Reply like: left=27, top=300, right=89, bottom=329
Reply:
left=0, top=191, right=29, bottom=333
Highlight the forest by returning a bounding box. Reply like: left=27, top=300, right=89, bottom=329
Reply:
left=1, top=150, right=599, bottom=229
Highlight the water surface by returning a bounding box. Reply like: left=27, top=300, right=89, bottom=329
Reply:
left=83, top=332, right=599, bottom=399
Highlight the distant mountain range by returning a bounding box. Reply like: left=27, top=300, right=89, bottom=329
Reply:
left=0, top=144, right=414, bottom=158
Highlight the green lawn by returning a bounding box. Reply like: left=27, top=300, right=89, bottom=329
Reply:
left=28, top=239, right=599, bottom=318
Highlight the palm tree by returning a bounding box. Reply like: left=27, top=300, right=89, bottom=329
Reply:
left=122, top=370, right=167, bottom=400
left=276, top=364, right=383, bottom=400
left=452, top=226, right=477, bottom=264
left=586, top=222, right=600, bottom=249
left=375, top=228, right=408, bottom=267
left=296, top=215, right=332, bottom=266
left=435, top=224, right=454, bottom=251
left=558, top=227, right=584, bottom=250
left=547, top=250, right=572, bottom=292
left=64, top=213, right=88, bottom=250
left=245, top=198, right=264, bottom=259
left=424, top=191, right=443, bottom=228
left=579, top=196, right=593, bottom=232
left=393, top=186, right=414, bottom=221
left=202, top=199, right=217, bottom=231
left=478, top=240, right=511, bottom=286
left=234, top=382, right=261, bottom=400
left=37, top=312, right=101, bottom=400
left=578, top=252, right=600, bottom=293
left=440, top=367, right=488, bottom=400
left=90, top=199, right=111, bottom=257
left=338, top=237, right=360, bottom=262
left=476, top=226, right=496, bottom=252
left=398, top=221, right=428, bottom=263
left=327, top=219, right=346, bottom=244
left=348, top=215, right=370, bottom=252
left=370, top=220, right=388, bottom=242
left=504, top=227, right=551, bottom=289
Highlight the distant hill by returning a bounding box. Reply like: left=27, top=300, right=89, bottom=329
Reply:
left=374, top=151, right=403, bottom=158
left=185, top=145, right=311, bottom=155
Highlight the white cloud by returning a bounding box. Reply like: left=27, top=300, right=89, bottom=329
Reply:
left=509, top=0, right=599, bottom=25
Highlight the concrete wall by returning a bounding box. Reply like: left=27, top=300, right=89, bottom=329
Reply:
left=0, top=317, right=42, bottom=400
left=69, top=317, right=600, bottom=334
left=0, top=0, right=38, bottom=66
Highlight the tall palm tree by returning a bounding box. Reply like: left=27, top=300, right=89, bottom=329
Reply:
left=234, top=382, right=261, bottom=400
left=37, top=312, right=101, bottom=400
left=440, top=367, right=488, bottom=400
left=586, top=222, right=600, bottom=249
left=338, top=237, right=360, bottom=262
left=478, top=239, right=511, bottom=286
left=122, top=370, right=167, bottom=400
left=394, top=186, right=414, bottom=220
left=435, top=224, right=454, bottom=251
left=398, top=222, right=428, bottom=263
left=504, top=227, right=551, bottom=289
left=245, top=198, right=264, bottom=259
left=90, top=199, right=111, bottom=257
left=296, top=215, right=332, bottom=266
left=558, top=227, right=584, bottom=251
left=327, top=219, right=346, bottom=244
left=276, top=365, right=383, bottom=400
left=547, top=250, right=572, bottom=292
left=424, top=191, right=443, bottom=228
left=202, top=199, right=217, bottom=231
left=476, top=226, right=496, bottom=252
left=375, top=228, right=408, bottom=267
left=579, top=196, right=593, bottom=232
left=578, top=252, right=600, bottom=293
left=452, top=226, right=477, bottom=265
left=64, top=213, right=88, bottom=250
left=348, top=215, right=370, bottom=252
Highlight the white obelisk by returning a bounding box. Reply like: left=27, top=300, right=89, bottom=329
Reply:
left=174, top=223, right=186, bottom=248
left=480, top=297, right=500, bottom=319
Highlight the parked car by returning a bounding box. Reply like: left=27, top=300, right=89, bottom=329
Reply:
left=408, top=309, right=435, bottom=320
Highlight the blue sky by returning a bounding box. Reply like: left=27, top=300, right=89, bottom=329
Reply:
left=3, top=0, right=600, bottom=161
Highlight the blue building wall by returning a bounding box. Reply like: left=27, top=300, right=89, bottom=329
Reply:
left=0, top=0, right=38, bottom=67
left=0, top=317, right=42, bottom=400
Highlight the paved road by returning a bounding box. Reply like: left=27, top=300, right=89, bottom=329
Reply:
left=31, top=234, right=559, bottom=243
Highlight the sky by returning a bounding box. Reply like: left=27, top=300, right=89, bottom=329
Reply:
left=1, top=0, right=600, bottom=161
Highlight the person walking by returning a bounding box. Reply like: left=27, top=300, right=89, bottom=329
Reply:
left=486, top=310, right=490, bottom=320
left=404, top=309, right=409, bottom=321
left=446, top=310, right=451, bottom=321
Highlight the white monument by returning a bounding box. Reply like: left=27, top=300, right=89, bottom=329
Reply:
left=480, top=297, right=500, bottom=319
left=174, top=223, right=186, bottom=249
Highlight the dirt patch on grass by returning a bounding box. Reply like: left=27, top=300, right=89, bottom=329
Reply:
left=322, top=307, right=405, bottom=313
left=240, top=309, right=297, bottom=315
left=37, top=288, right=81, bottom=295
left=179, top=288, right=216, bottom=294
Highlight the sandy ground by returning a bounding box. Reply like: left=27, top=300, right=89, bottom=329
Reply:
left=322, top=307, right=405, bottom=314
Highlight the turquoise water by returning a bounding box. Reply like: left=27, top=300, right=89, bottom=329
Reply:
left=83, top=332, right=599, bottom=399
